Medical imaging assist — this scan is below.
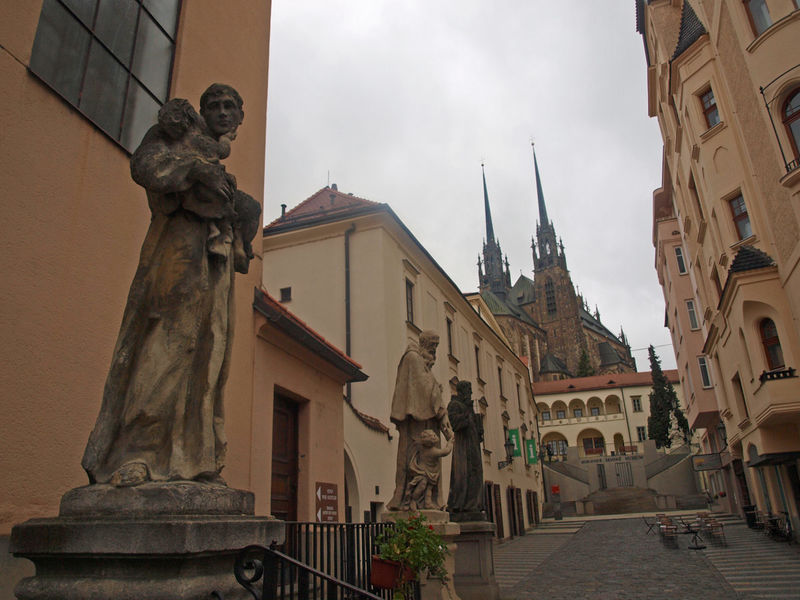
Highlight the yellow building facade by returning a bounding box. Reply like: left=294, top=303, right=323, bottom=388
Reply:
left=640, top=0, right=800, bottom=532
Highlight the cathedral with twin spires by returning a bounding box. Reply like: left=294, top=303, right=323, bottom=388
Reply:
left=475, top=145, right=635, bottom=381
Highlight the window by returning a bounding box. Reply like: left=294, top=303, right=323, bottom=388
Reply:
left=573, top=408, right=583, bottom=418
left=732, top=373, right=750, bottom=419
left=497, top=367, right=504, bottom=397
left=636, top=426, right=647, bottom=442
left=744, top=0, right=772, bottom=35
left=545, top=279, right=557, bottom=314
left=445, top=317, right=454, bottom=356
left=279, top=287, right=292, bottom=303
left=29, top=0, right=180, bottom=152
left=556, top=409, right=566, bottom=419
left=784, top=89, right=800, bottom=165
left=541, top=411, right=551, bottom=421
left=729, top=194, right=753, bottom=240
left=675, top=247, right=687, bottom=274
left=474, top=346, right=481, bottom=380
left=760, top=318, right=785, bottom=370
left=686, top=300, right=700, bottom=330
left=405, top=279, right=415, bottom=324
left=698, top=356, right=713, bottom=388
left=631, top=396, right=642, bottom=412
left=700, top=88, right=720, bottom=129
left=590, top=406, right=600, bottom=416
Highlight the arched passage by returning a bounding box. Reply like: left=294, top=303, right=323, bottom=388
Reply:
left=344, top=448, right=360, bottom=522
left=578, top=428, right=605, bottom=456
left=542, top=432, right=568, bottom=460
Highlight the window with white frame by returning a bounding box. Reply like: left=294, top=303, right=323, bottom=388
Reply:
left=631, top=396, right=642, bottom=412
left=636, top=426, right=647, bottom=442
left=686, top=299, right=700, bottom=330
left=698, top=356, right=713, bottom=388
left=675, top=246, right=687, bottom=274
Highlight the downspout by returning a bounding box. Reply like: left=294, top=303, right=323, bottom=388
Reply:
left=620, top=386, right=634, bottom=450
left=344, top=224, right=356, bottom=402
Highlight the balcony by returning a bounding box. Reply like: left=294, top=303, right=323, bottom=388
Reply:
left=752, top=367, right=800, bottom=426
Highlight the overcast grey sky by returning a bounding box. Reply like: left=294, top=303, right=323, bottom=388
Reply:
left=263, top=1, right=678, bottom=371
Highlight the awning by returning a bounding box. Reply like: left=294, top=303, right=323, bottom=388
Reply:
left=746, top=451, right=800, bottom=468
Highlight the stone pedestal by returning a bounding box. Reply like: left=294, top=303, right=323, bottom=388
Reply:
left=9, top=483, right=284, bottom=600
left=382, top=510, right=461, bottom=600
left=450, top=520, right=499, bottom=600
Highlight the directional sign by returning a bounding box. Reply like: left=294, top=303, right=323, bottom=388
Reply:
left=315, top=482, right=338, bottom=522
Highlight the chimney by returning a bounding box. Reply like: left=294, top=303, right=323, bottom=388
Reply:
left=280, top=203, right=286, bottom=217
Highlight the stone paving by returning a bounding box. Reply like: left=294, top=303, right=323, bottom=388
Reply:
left=495, top=517, right=748, bottom=599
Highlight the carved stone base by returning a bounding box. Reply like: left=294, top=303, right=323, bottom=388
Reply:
left=10, top=513, right=283, bottom=599
left=60, top=482, right=254, bottom=517
left=452, top=521, right=499, bottom=600
left=448, top=510, right=486, bottom=523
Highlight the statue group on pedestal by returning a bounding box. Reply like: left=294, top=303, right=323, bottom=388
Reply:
left=82, top=84, right=260, bottom=488
left=388, top=330, right=485, bottom=517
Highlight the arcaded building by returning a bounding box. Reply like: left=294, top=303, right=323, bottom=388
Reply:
left=639, top=0, right=800, bottom=531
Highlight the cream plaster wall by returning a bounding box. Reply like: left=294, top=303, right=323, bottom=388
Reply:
left=263, top=206, right=543, bottom=537
left=0, top=0, right=271, bottom=535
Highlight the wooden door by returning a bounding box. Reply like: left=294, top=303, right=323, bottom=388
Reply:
left=271, top=394, right=299, bottom=522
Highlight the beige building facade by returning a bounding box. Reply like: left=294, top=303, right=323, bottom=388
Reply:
left=639, top=0, right=800, bottom=532
left=0, top=1, right=365, bottom=594
left=263, top=186, right=545, bottom=539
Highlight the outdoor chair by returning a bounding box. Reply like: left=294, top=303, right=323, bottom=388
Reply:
left=703, top=519, right=726, bottom=545
left=642, top=516, right=657, bottom=535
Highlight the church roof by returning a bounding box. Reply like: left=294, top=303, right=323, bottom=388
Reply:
left=539, top=352, right=570, bottom=375
left=480, top=289, right=539, bottom=328
left=510, top=274, right=536, bottom=305
left=597, top=341, right=625, bottom=366
left=672, top=0, right=706, bottom=60
left=264, top=186, right=383, bottom=233
left=579, top=306, right=623, bottom=344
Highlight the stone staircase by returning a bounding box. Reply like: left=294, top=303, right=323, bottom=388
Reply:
left=582, top=487, right=659, bottom=514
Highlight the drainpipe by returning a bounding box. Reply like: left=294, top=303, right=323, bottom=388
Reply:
left=620, top=386, right=634, bottom=450
left=344, top=224, right=356, bottom=402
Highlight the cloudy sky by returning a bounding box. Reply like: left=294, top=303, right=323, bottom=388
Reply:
left=263, top=1, right=678, bottom=371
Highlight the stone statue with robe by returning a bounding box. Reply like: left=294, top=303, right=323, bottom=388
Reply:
left=447, top=380, right=485, bottom=518
left=80, top=84, right=261, bottom=488
left=387, top=330, right=452, bottom=510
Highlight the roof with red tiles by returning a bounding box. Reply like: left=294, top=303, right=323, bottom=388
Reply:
left=533, top=370, right=679, bottom=396
left=265, top=186, right=384, bottom=232
left=253, top=288, right=366, bottom=380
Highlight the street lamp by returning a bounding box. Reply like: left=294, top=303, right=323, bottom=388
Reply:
left=497, top=434, right=516, bottom=469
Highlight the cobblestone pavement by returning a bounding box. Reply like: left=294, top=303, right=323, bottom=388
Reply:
left=702, top=521, right=800, bottom=598
left=495, top=517, right=747, bottom=599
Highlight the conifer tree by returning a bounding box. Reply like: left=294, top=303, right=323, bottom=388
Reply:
left=576, top=348, right=595, bottom=377
left=647, top=345, right=689, bottom=448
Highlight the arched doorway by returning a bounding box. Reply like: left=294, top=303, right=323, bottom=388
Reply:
left=578, top=428, right=605, bottom=457
left=542, top=432, right=568, bottom=461
left=344, top=449, right=360, bottom=522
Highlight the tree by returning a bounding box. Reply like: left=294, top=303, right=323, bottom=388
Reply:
left=576, top=348, right=595, bottom=377
left=647, top=345, right=689, bottom=448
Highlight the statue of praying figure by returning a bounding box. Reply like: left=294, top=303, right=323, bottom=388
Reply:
left=81, top=84, right=260, bottom=488
left=447, top=380, right=485, bottom=517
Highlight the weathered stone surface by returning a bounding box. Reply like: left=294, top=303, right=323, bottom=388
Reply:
left=59, top=482, right=254, bottom=517
left=81, top=84, right=260, bottom=488
left=10, top=515, right=283, bottom=600
left=452, top=520, right=499, bottom=600
left=387, top=331, right=453, bottom=511
left=447, top=381, right=485, bottom=515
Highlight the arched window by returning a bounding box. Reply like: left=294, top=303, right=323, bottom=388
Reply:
left=784, top=88, right=800, bottom=164
left=545, top=279, right=556, bottom=314
left=760, top=318, right=784, bottom=370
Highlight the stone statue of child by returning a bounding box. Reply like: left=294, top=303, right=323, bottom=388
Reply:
left=156, top=96, right=261, bottom=274
left=402, top=429, right=453, bottom=511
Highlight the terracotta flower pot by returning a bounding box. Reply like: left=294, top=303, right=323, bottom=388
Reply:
left=370, top=555, right=414, bottom=589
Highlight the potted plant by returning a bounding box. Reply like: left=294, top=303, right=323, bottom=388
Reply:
left=371, top=513, right=449, bottom=599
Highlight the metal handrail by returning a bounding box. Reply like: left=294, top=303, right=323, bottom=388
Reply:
left=213, top=543, right=386, bottom=600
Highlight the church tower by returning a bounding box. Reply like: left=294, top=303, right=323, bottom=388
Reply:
left=527, top=145, right=586, bottom=374
left=478, top=164, right=511, bottom=300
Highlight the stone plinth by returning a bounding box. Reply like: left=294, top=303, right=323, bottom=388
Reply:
left=10, top=483, right=283, bottom=600
left=451, top=520, right=499, bottom=600
left=382, top=510, right=461, bottom=600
